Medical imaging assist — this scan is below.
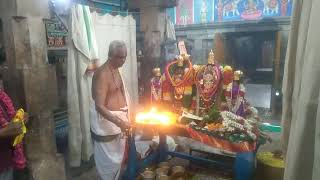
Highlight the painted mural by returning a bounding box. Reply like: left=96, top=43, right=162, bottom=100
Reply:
left=166, top=0, right=292, bottom=24
left=176, top=0, right=194, bottom=25
left=215, top=0, right=292, bottom=21
left=194, top=0, right=215, bottom=23
left=167, top=7, right=176, bottom=24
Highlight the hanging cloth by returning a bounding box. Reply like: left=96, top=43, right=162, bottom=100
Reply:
left=281, top=0, right=320, bottom=179
left=67, top=4, right=99, bottom=167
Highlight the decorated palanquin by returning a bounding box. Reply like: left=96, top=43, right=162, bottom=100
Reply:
left=146, top=45, right=269, bottom=152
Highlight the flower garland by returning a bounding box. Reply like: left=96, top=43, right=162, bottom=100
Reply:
left=165, top=59, right=193, bottom=87
left=0, top=90, right=26, bottom=169
left=220, top=111, right=257, bottom=140
left=162, top=59, right=194, bottom=112
left=174, top=86, right=185, bottom=100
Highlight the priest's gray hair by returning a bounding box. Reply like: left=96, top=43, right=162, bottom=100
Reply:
left=108, top=40, right=126, bottom=58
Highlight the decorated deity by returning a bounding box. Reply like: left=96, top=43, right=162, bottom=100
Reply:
left=224, top=70, right=246, bottom=117
left=162, top=54, right=194, bottom=114
left=195, top=50, right=222, bottom=115
left=150, top=68, right=162, bottom=105
left=222, top=66, right=234, bottom=91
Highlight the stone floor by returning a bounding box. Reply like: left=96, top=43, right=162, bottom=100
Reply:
left=245, top=84, right=271, bottom=109
left=68, top=158, right=233, bottom=180
left=67, top=129, right=281, bottom=180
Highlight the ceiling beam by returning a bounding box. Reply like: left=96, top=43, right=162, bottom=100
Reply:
left=129, top=0, right=177, bottom=9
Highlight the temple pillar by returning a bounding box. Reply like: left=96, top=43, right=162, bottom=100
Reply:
left=193, top=39, right=203, bottom=64
left=213, top=33, right=225, bottom=64
left=0, top=0, right=66, bottom=179
left=129, top=0, right=173, bottom=103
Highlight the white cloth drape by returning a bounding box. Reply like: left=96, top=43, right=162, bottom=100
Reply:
left=92, top=13, right=138, bottom=108
left=68, top=4, right=98, bottom=167
left=281, top=0, right=320, bottom=179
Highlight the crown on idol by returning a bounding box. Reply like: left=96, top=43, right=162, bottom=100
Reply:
left=208, top=50, right=215, bottom=65
left=152, top=67, right=161, bottom=77
left=234, top=70, right=243, bottom=81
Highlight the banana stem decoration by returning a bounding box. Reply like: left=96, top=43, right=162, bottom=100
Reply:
left=13, top=108, right=27, bottom=147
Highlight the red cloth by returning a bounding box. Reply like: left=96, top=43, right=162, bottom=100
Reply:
left=0, top=90, right=26, bottom=171
left=186, top=127, right=256, bottom=153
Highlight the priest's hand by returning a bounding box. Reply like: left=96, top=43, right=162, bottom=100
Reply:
left=119, top=120, right=131, bottom=132
left=0, top=121, right=22, bottom=138
left=113, top=116, right=130, bottom=132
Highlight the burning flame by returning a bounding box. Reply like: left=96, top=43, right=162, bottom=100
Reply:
left=135, top=107, right=176, bottom=125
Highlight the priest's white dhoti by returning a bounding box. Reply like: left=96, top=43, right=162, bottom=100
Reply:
left=90, top=107, right=128, bottom=180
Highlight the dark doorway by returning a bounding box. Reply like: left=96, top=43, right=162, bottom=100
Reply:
left=225, top=31, right=276, bottom=84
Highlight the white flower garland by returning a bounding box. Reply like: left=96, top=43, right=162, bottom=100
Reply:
left=220, top=111, right=257, bottom=140
left=226, top=83, right=245, bottom=113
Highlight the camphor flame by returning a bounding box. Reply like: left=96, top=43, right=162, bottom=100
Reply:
left=135, top=107, right=176, bottom=125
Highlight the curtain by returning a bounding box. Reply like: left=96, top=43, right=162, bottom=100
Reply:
left=68, top=7, right=138, bottom=167
left=67, top=4, right=98, bottom=167
left=91, top=12, right=138, bottom=106
left=281, top=0, right=320, bottom=179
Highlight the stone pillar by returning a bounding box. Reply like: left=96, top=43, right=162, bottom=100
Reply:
left=0, top=0, right=66, bottom=180
left=137, top=1, right=167, bottom=102
left=193, top=39, right=203, bottom=64
left=213, top=33, right=225, bottom=64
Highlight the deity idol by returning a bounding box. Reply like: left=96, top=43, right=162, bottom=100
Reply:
left=224, top=70, right=246, bottom=117
left=150, top=68, right=162, bottom=105
left=222, top=65, right=234, bottom=91
left=162, top=54, right=194, bottom=114
left=195, top=50, right=222, bottom=115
